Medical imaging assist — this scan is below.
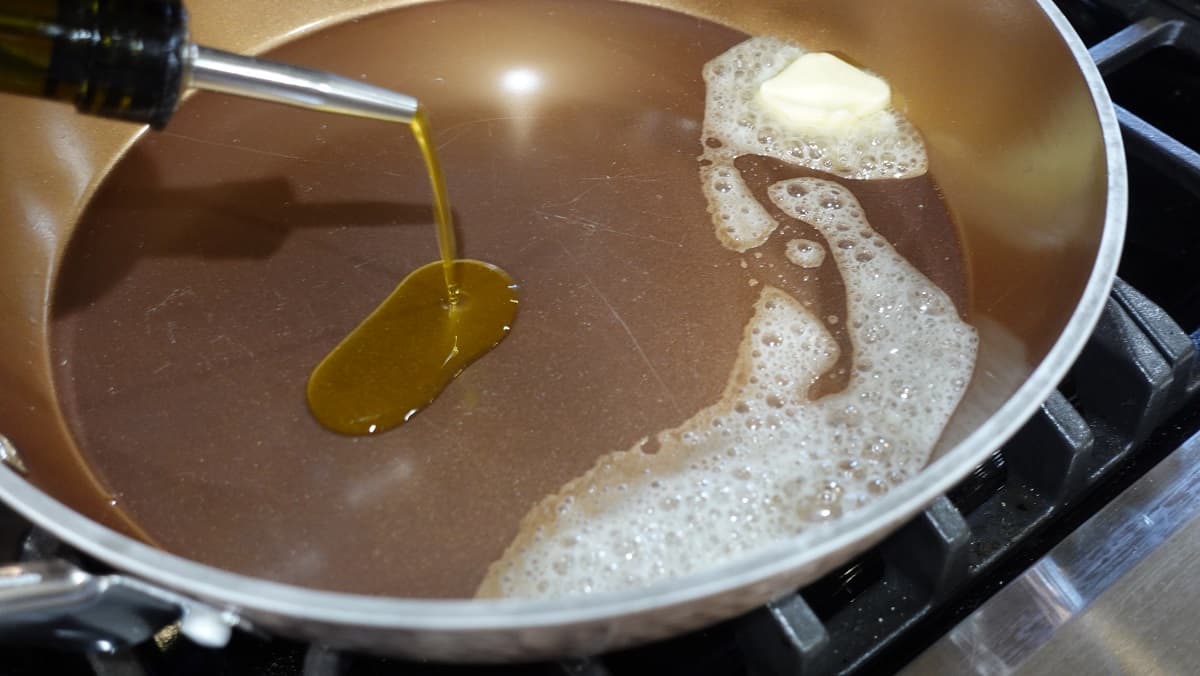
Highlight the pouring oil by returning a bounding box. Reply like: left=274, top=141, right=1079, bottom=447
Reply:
left=306, top=109, right=519, bottom=435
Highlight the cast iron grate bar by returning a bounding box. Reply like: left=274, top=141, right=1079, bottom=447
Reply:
left=1070, top=294, right=1175, bottom=452
left=1088, top=18, right=1186, bottom=73
left=1113, top=280, right=1200, bottom=401
left=739, top=595, right=829, bottom=675
left=1000, top=393, right=1094, bottom=504
left=1118, top=107, right=1200, bottom=195
left=1090, top=18, right=1200, bottom=193
left=556, top=659, right=614, bottom=676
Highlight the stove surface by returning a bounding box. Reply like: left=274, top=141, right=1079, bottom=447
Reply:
left=906, top=430, right=1200, bottom=674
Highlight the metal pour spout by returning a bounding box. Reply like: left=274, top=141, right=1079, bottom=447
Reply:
left=185, top=45, right=420, bottom=124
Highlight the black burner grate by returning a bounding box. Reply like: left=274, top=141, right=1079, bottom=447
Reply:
left=5, top=1, right=1200, bottom=674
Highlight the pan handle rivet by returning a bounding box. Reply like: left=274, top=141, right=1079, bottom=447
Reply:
left=0, top=435, right=28, bottom=475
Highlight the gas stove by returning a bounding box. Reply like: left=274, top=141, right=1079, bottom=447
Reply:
left=3, top=0, right=1200, bottom=674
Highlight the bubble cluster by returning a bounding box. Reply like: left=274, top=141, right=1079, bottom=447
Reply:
left=699, top=37, right=928, bottom=252
left=706, top=165, right=778, bottom=252
left=476, top=180, right=977, bottom=600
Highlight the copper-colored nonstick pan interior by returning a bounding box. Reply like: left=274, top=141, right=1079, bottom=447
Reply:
left=0, top=0, right=1109, bottom=601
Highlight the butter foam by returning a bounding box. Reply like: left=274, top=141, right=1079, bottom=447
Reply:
left=700, top=37, right=928, bottom=252
left=477, top=179, right=977, bottom=599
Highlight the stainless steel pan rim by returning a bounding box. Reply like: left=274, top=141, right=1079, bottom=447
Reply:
left=0, top=0, right=1126, bottom=643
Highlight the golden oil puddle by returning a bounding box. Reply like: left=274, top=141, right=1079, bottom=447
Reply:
left=307, top=109, right=519, bottom=435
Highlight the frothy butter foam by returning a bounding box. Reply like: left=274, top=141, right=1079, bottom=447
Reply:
left=476, top=176, right=978, bottom=599
left=701, top=37, right=928, bottom=251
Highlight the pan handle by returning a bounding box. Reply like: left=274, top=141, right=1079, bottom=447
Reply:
left=0, top=559, right=239, bottom=651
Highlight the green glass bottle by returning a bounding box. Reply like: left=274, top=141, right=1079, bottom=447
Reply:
left=0, top=0, right=188, bottom=128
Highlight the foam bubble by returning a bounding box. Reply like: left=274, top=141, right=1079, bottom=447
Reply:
left=477, top=180, right=977, bottom=599
left=785, top=238, right=826, bottom=268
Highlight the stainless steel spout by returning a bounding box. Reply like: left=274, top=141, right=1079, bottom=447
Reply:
left=185, top=45, right=419, bottom=124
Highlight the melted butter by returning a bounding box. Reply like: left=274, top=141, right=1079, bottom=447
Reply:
left=306, top=109, right=519, bottom=435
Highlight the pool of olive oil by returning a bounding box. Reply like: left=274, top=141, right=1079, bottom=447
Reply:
left=306, top=109, right=519, bottom=435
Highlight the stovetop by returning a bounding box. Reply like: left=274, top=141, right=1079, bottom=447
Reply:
left=4, top=0, right=1200, bottom=674
left=904, top=412, right=1200, bottom=674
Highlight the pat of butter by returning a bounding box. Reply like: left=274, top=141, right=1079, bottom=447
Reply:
left=758, top=53, right=891, bottom=129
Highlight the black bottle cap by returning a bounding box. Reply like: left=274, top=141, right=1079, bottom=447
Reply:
left=48, top=0, right=189, bottom=128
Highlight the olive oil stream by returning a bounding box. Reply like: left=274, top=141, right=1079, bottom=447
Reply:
left=306, top=109, right=519, bottom=435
